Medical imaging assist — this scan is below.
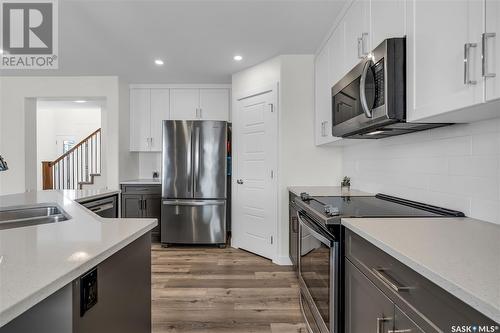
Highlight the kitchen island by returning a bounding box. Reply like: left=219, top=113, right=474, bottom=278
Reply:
left=0, top=190, right=157, bottom=332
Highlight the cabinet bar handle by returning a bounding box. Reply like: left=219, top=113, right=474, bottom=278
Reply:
left=377, top=317, right=390, bottom=333
left=361, top=32, right=369, bottom=56
left=482, top=32, right=496, bottom=78
left=357, top=37, right=363, bottom=59
left=388, top=330, right=412, bottom=333
left=464, top=42, right=478, bottom=85
left=372, top=268, right=411, bottom=292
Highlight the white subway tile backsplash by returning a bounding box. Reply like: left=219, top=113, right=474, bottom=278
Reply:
left=343, top=118, right=500, bottom=225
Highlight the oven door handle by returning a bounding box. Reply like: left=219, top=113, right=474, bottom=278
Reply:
left=297, top=212, right=333, bottom=248
left=360, top=59, right=374, bottom=118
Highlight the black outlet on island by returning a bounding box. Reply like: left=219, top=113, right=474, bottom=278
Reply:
left=80, top=267, right=98, bottom=317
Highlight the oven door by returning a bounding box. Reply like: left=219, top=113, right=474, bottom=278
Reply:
left=298, top=211, right=338, bottom=333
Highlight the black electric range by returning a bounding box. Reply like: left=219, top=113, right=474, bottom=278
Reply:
left=294, top=192, right=465, bottom=226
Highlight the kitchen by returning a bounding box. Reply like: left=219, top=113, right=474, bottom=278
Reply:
left=0, top=1, right=499, bottom=333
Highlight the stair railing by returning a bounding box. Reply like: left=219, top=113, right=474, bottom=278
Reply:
left=42, top=128, right=101, bottom=190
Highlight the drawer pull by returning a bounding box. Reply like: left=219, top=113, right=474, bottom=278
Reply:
left=377, top=317, right=391, bottom=333
left=372, top=268, right=411, bottom=292
left=388, top=330, right=412, bottom=333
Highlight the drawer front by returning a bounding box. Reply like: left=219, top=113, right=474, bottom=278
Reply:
left=121, top=185, right=161, bottom=195
left=345, top=229, right=497, bottom=331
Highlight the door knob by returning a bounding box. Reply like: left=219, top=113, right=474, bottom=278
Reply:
left=237, top=179, right=244, bottom=184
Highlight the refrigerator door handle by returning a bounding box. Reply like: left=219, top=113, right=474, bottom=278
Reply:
left=162, top=200, right=225, bottom=206
left=193, top=126, right=201, bottom=194
left=187, top=124, right=193, bottom=195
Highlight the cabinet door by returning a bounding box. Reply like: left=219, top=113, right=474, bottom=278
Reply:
left=394, top=306, right=425, bottom=333
left=370, top=0, right=405, bottom=49
left=345, top=260, right=394, bottom=333
left=343, top=0, right=370, bottom=73
left=130, top=89, right=150, bottom=151
left=407, top=0, right=483, bottom=122
left=121, top=194, right=143, bottom=218
left=143, top=194, right=161, bottom=239
left=328, top=25, right=345, bottom=87
left=150, top=89, right=170, bottom=152
left=314, top=45, right=331, bottom=145
left=199, top=89, right=230, bottom=121
left=170, top=89, right=199, bottom=120
left=485, top=0, right=500, bottom=102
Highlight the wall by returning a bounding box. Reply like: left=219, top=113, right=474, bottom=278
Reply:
left=343, top=118, right=500, bottom=224
left=138, top=153, right=162, bottom=179
left=0, top=76, right=120, bottom=195
left=36, top=104, right=101, bottom=190
left=232, top=55, right=343, bottom=264
left=118, top=79, right=139, bottom=182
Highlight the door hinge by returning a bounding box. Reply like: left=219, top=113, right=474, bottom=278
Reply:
left=270, top=236, right=273, bottom=244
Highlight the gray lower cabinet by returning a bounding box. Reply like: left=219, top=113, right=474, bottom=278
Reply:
left=121, top=185, right=161, bottom=241
left=1, top=233, right=151, bottom=333
left=345, top=259, right=395, bottom=333
left=345, top=229, right=498, bottom=331
left=345, top=259, right=424, bottom=333
left=288, top=194, right=299, bottom=272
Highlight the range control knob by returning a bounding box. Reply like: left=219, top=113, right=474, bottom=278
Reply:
left=324, top=205, right=340, bottom=216
left=300, top=192, right=311, bottom=201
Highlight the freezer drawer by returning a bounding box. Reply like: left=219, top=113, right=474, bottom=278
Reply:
left=161, top=199, right=226, bottom=244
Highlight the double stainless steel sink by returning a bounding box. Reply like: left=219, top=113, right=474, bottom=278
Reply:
left=0, top=204, right=70, bottom=230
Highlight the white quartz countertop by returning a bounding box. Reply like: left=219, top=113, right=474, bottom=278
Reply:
left=120, top=179, right=161, bottom=185
left=342, top=217, right=500, bottom=323
left=60, top=188, right=120, bottom=202
left=288, top=186, right=372, bottom=197
left=0, top=190, right=157, bottom=327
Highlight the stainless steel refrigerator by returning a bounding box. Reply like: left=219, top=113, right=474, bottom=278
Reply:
left=161, top=120, right=227, bottom=245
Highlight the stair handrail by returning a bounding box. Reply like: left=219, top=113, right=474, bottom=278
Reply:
left=49, top=128, right=101, bottom=166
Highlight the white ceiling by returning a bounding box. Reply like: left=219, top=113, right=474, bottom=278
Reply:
left=1, top=0, right=345, bottom=83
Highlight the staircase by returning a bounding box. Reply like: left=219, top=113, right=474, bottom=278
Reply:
left=42, top=128, right=102, bottom=190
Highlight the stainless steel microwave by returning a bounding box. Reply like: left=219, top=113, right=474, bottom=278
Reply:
left=331, top=37, right=449, bottom=139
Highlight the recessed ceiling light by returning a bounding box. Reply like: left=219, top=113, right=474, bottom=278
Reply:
left=154, top=59, right=164, bottom=66
left=233, top=55, right=243, bottom=61
left=74, top=100, right=87, bottom=103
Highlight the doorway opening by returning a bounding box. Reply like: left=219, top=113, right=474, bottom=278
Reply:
left=36, top=98, right=104, bottom=190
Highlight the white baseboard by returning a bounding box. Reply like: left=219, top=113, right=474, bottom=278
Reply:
left=273, top=256, right=293, bottom=266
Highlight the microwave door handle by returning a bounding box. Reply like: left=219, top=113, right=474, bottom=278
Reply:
left=360, top=60, right=373, bottom=118
left=297, top=212, right=333, bottom=247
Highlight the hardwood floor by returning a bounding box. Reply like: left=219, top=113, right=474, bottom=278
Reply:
left=151, top=244, right=306, bottom=333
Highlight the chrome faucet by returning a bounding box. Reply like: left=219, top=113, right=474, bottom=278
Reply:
left=0, top=155, right=8, bottom=171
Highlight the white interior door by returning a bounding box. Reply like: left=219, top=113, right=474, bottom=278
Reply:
left=233, top=87, right=277, bottom=260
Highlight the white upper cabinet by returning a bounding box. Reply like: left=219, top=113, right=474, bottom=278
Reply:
left=328, top=26, right=345, bottom=87
left=485, top=0, right=500, bottom=102
left=170, top=88, right=230, bottom=121
left=370, top=0, right=405, bottom=49
left=406, top=0, right=483, bottom=122
left=170, top=89, right=200, bottom=120
left=130, top=85, right=230, bottom=151
left=343, top=0, right=370, bottom=72
left=315, top=45, right=331, bottom=145
left=130, top=88, right=151, bottom=152
left=199, top=89, right=230, bottom=121
left=130, top=88, right=170, bottom=152
left=150, top=89, right=170, bottom=151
